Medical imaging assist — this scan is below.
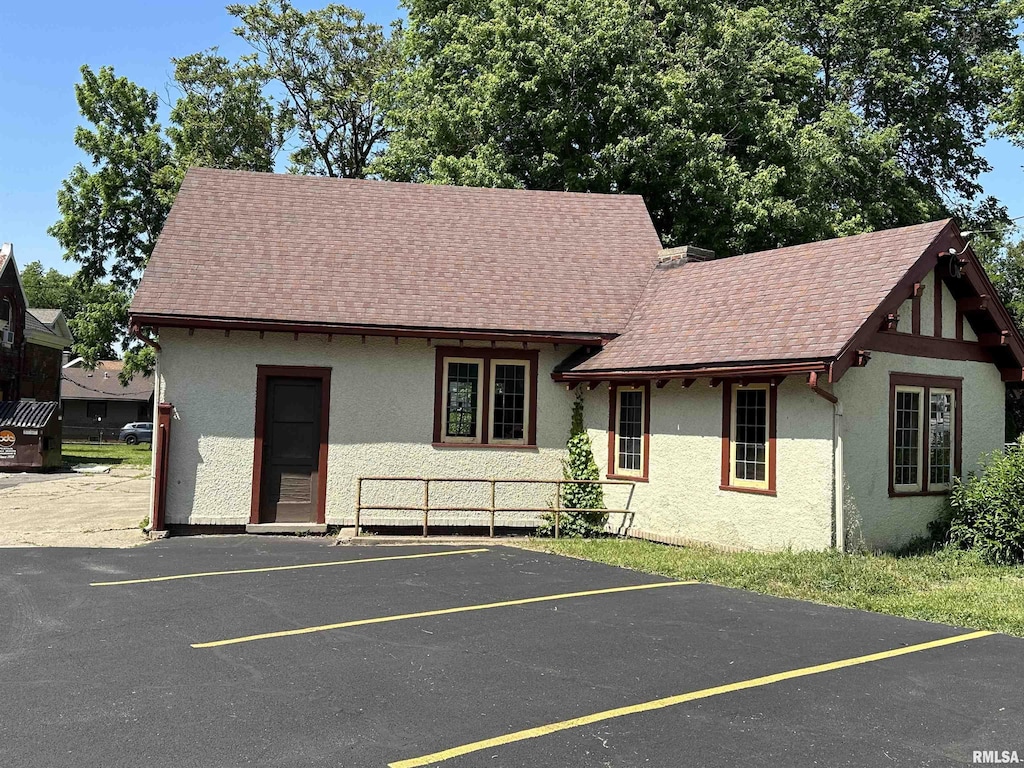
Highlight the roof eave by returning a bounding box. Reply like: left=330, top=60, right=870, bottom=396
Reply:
left=552, top=359, right=832, bottom=383
left=129, top=312, right=613, bottom=347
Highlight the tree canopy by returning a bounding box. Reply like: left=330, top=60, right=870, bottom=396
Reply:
left=228, top=0, right=400, bottom=177
left=380, top=0, right=1022, bottom=255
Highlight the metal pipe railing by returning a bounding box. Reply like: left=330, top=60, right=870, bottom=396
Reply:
left=354, top=477, right=636, bottom=538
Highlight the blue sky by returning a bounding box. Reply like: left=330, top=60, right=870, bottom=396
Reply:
left=2, top=1, right=1023, bottom=275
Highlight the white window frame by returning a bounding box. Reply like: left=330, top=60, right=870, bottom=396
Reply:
left=613, top=386, right=646, bottom=478
left=440, top=357, right=484, bottom=444
left=729, top=383, right=771, bottom=490
left=488, top=358, right=531, bottom=446
left=928, top=387, right=956, bottom=492
left=893, top=385, right=925, bottom=494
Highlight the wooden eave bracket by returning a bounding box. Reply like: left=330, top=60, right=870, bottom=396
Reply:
left=912, top=281, right=924, bottom=298
left=881, top=313, right=899, bottom=331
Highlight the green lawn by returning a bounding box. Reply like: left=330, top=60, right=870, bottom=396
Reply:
left=523, top=538, right=1024, bottom=637
left=62, top=442, right=153, bottom=468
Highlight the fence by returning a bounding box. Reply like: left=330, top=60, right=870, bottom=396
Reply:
left=355, top=477, right=636, bottom=538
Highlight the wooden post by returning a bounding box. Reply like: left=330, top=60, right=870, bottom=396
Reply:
left=423, top=479, right=430, bottom=537
left=354, top=477, right=362, bottom=537
left=489, top=480, right=496, bottom=538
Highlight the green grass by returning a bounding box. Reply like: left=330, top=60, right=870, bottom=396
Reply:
left=62, top=442, right=152, bottom=468
left=523, top=538, right=1024, bottom=637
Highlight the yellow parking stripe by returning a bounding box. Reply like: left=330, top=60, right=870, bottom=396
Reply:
left=90, top=548, right=490, bottom=587
left=389, top=629, right=995, bottom=768
left=192, top=581, right=696, bottom=649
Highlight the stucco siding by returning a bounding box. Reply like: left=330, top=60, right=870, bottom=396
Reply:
left=583, top=379, right=836, bottom=551
left=157, top=330, right=574, bottom=526
left=941, top=280, right=958, bottom=339
left=835, top=351, right=1005, bottom=551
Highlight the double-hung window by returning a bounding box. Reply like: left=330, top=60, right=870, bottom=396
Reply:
left=608, top=384, right=649, bottom=480
left=434, top=348, right=537, bottom=446
left=889, top=374, right=961, bottom=495
left=721, top=382, right=777, bottom=494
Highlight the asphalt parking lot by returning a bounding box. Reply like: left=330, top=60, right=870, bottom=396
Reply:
left=0, top=537, right=1020, bottom=767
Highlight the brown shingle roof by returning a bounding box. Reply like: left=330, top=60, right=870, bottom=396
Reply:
left=130, top=168, right=662, bottom=336
left=61, top=363, right=154, bottom=402
left=569, top=219, right=954, bottom=373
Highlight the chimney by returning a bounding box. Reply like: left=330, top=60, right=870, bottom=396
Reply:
left=657, top=245, right=717, bottom=268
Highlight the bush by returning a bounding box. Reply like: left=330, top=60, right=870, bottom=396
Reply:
left=947, top=442, right=1024, bottom=565
left=538, top=390, right=606, bottom=537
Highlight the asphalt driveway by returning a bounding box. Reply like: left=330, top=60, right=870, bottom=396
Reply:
left=0, top=538, right=1019, bottom=767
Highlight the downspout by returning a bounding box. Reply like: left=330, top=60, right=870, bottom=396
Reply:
left=808, top=372, right=844, bottom=552
left=132, top=325, right=168, bottom=537
left=833, top=399, right=845, bottom=553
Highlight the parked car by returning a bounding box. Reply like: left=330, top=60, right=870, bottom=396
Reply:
left=119, top=422, right=153, bottom=445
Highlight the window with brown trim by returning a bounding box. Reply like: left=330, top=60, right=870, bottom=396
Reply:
left=721, top=382, right=777, bottom=495
left=889, top=373, right=962, bottom=496
left=433, top=347, right=538, bottom=447
left=607, top=383, right=650, bottom=481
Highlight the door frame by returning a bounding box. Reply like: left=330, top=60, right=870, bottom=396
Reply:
left=249, top=365, right=332, bottom=525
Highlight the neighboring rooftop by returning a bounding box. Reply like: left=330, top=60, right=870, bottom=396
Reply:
left=130, top=168, right=663, bottom=337
left=61, top=361, right=154, bottom=402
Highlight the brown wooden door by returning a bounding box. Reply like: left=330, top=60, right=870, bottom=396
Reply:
left=259, top=377, right=323, bottom=523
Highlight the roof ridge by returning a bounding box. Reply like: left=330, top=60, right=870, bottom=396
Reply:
left=183, top=167, right=651, bottom=201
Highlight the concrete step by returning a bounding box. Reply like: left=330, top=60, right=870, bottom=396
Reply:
left=245, top=523, right=328, bottom=535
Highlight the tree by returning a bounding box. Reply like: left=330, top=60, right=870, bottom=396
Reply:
left=168, top=48, right=282, bottom=172
left=48, top=65, right=178, bottom=292
left=229, top=0, right=401, bottom=178
left=20, top=261, right=129, bottom=361
left=49, top=59, right=282, bottom=381
left=380, top=0, right=1019, bottom=254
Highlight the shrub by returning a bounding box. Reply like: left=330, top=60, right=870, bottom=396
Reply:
left=538, top=390, right=606, bottom=537
left=947, top=442, right=1024, bottom=565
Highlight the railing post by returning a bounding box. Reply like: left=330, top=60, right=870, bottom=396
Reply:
left=554, top=480, right=561, bottom=540
left=423, top=479, right=430, bottom=537
left=489, top=480, right=496, bottom=538
left=354, top=477, right=362, bottom=537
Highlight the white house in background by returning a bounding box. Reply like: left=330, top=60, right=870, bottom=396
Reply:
left=128, top=168, right=1024, bottom=552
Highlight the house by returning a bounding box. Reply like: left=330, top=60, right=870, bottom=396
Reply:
left=128, top=168, right=1024, bottom=551
left=61, top=359, right=155, bottom=441
left=0, top=243, right=74, bottom=470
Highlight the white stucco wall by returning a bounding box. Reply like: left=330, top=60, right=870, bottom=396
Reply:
left=835, top=351, right=1005, bottom=551
left=157, top=330, right=576, bottom=526
left=157, top=330, right=839, bottom=549
left=582, top=378, right=837, bottom=551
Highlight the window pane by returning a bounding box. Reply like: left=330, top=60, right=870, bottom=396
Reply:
left=929, top=391, right=954, bottom=486
left=492, top=363, right=526, bottom=440
left=734, top=388, right=768, bottom=482
left=446, top=362, right=479, bottom=438
left=618, top=390, right=643, bottom=471
left=894, top=389, right=921, bottom=486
